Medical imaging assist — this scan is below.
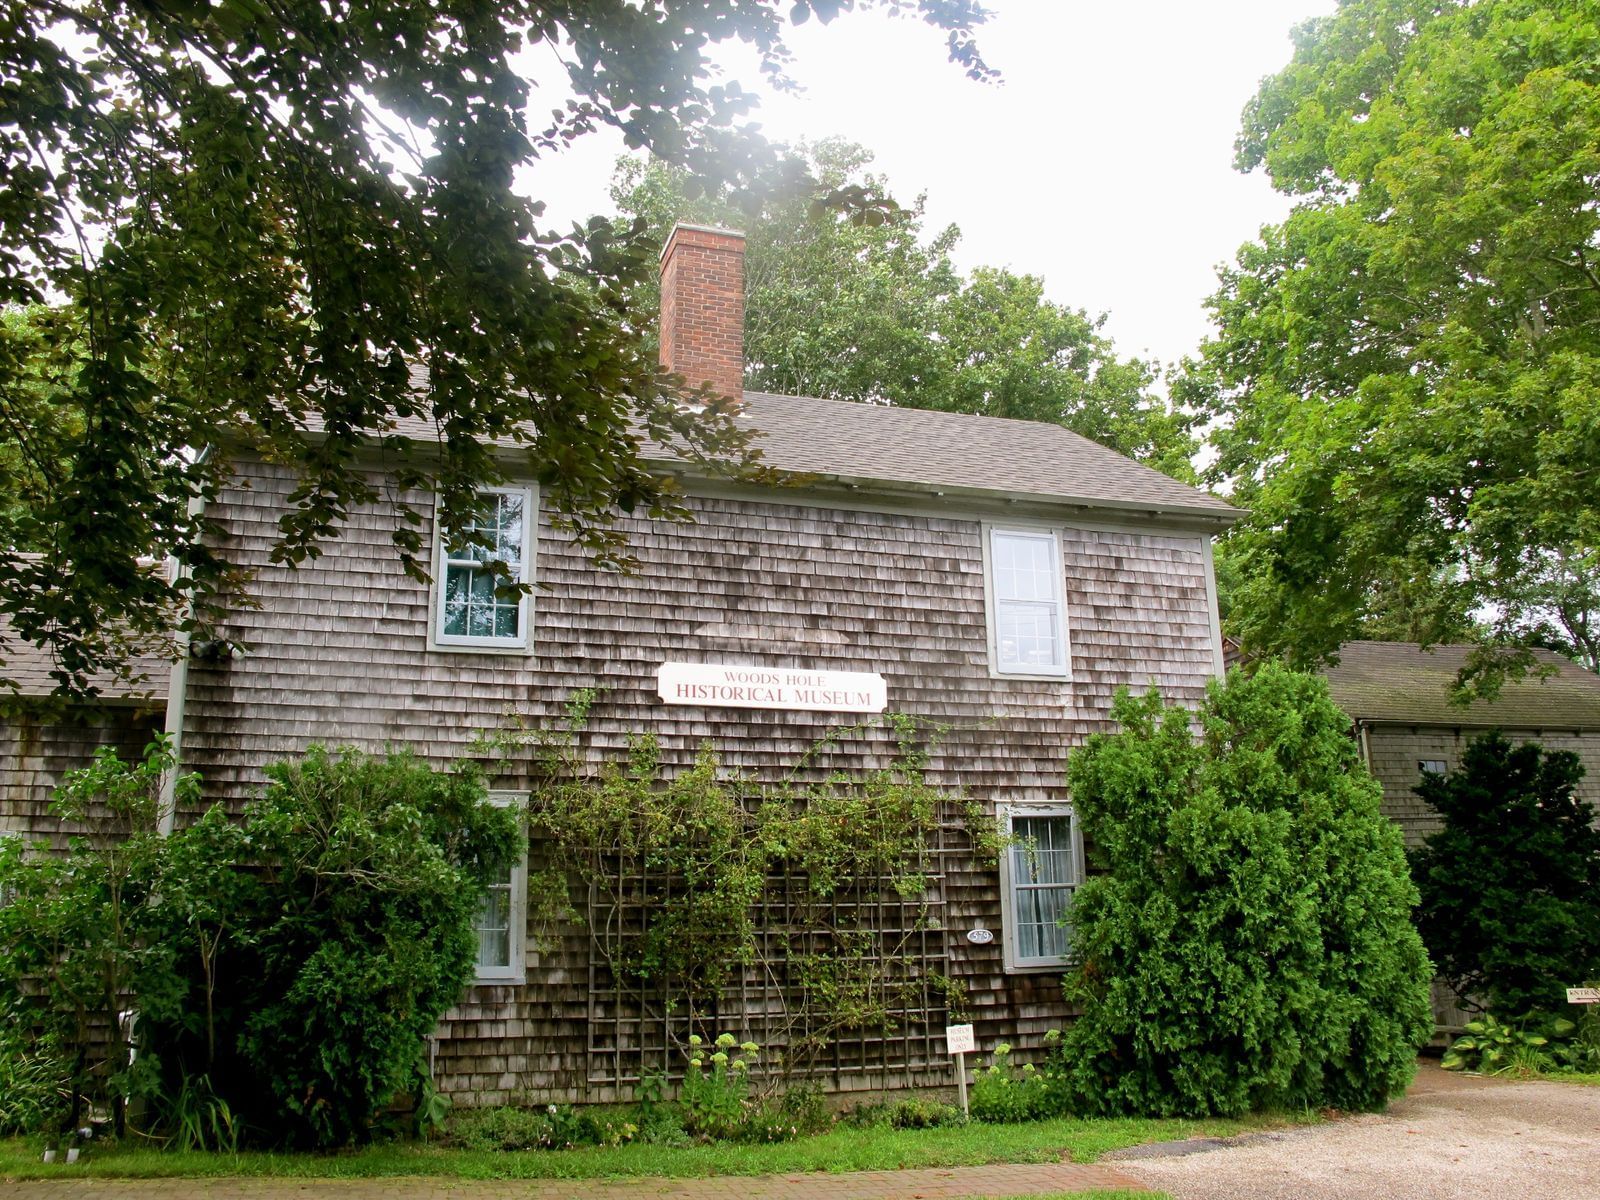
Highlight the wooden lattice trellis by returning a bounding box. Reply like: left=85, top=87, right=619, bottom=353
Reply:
left=585, top=813, right=962, bottom=1090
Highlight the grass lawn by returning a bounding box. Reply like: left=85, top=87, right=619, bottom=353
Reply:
left=1540, top=1069, right=1600, bottom=1087
left=0, top=1112, right=1302, bottom=1182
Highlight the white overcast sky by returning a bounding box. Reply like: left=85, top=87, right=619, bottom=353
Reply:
left=528, top=0, right=1339, bottom=370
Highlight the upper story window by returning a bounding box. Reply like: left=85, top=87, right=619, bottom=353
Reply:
left=999, top=804, right=1083, bottom=972
left=474, top=792, right=527, bottom=983
left=434, top=486, right=535, bottom=651
left=1419, top=759, right=1448, bottom=778
left=985, top=526, right=1069, bottom=678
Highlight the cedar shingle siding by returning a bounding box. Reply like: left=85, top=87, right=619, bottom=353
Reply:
left=0, top=707, right=164, bottom=852
left=164, top=454, right=1222, bottom=1104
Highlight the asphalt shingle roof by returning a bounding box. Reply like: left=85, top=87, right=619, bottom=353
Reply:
left=727, top=393, right=1238, bottom=518
left=0, top=634, right=172, bottom=703
left=380, top=378, right=1239, bottom=520
left=1323, top=641, right=1600, bottom=730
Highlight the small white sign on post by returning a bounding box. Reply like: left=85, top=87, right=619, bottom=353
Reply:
left=946, top=1023, right=976, bottom=1117
left=1567, top=987, right=1600, bottom=1004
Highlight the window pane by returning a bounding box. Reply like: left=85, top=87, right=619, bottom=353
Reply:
left=992, top=533, right=1057, bottom=601
left=447, top=493, right=524, bottom=568
left=476, top=884, right=512, bottom=970
left=1012, top=816, right=1074, bottom=885
left=1009, top=813, right=1075, bottom=963
left=1014, top=885, right=1071, bottom=960
left=443, top=564, right=521, bottom=640
left=997, top=601, right=1061, bottom=668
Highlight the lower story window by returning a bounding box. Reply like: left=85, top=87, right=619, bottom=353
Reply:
left=1000, top=804, right=1082, bottom=971
left=474, top=793, right=527, bottom=983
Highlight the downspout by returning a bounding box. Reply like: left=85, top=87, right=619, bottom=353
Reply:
left=158, top=446, right=213, bottom=836
left=1357, top=720, right=1373, bottom=773
left=1201, top=537, right=1226, bottom=680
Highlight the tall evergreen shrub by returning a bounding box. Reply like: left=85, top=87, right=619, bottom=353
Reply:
left=1060, top=665, right=1432, bottom=1116
left=1411, top=733, right=1600, bottom=1016
left=141, top=746, right=520, bottom=1148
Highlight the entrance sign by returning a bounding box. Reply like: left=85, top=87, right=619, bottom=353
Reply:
left=1568, top=987, right=1600, bottom=1004
left=657, top=663, right=887, bottom=713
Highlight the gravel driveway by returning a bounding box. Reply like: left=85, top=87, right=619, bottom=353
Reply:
left=1113, top=1062, right=1600, bottom=1200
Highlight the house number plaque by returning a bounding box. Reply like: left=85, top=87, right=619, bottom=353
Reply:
left=657, top=662, right=887, bottom=714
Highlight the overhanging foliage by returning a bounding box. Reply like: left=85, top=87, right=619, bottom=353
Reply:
left=0, top=1, right=992, bottom=697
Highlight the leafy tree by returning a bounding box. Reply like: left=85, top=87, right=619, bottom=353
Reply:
left=139, top=747, right=521, bottom=1148
left=1187, top=0, right=1600, bottom=687
left=613, top=143, right=1197, bottom=477
left=1411, top=732, right=1600, bottom=1017
left=1059, top=665, right=1432, bottom=1117
left=0, top=1, right=992, bottom=697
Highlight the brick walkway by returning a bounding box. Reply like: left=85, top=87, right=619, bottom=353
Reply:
left=4, top=1162, right=1149, bottom=1199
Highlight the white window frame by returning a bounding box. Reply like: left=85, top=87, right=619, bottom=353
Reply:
left=1418, top=759, right=1448, bottom=778
left=997, top=802, right=1083, bottom=973
left=431, top=485, right=537, bottom=653
left=473, top=792, right=527, bottom=984
left=982, top=523, right=1071, bottom=680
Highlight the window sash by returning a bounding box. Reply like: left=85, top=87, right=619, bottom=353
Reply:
left=435, top=488, right=533, bottom=648
left=1001, top=807, right=1080, bottom=969
left=473, top=794, right=526, bottom=982
left=988, top=528, right=1067, bottom=676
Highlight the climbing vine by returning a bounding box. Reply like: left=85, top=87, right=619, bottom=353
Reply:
left=484, top=695, right=981, bottom=1076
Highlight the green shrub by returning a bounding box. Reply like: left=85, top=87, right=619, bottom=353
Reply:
left=969, top=1042, right=1058, bottom=1123
left=678, top=1033, right=758, bottom=1140
left=442, top=1103, right=638, bottom=1150
left=1059, top=665, right=1433, bottom=1117
left=844, top=1094, right=962, bottom=1129
left=1556, top=993, right=1600, bottom=1072
left=139, top=746, right=521, bottom=1149
left=0, top=738, right=191, bottom=1135
left=1411, top=733, right=1600, bottom=1017
left=0, top=1019, right=70, bottom=1135
left=1442, top=1014, right=1558, bottom=1075
left=740, top=1082, right=834, bottom=1143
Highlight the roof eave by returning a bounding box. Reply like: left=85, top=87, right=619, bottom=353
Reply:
left=652, top=459, right=1244, bottom=531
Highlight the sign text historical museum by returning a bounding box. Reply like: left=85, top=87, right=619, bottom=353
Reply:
left=657, top=662, right=887, bottom=714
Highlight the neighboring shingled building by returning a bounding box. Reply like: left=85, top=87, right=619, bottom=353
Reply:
left=1324, top=640, right=1600, bottom=846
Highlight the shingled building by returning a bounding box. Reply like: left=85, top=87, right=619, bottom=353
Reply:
left=3, top=225, right=1240, bottom=1104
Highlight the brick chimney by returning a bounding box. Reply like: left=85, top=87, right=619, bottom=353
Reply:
left=659, top=224, right=745, bottom=404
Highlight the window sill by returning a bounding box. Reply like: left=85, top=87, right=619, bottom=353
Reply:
left=427, top=639, right=537, bottom=657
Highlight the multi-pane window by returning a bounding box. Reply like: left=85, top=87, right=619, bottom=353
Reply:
left=1000, top=806, right=1081, bottom=970
left=1419, top=759, right=1448, bottom=778
left=474, top=793, right=526, bottom=983
left=988, top=528, right=1068, bottom=677
left=435, top=488, right=534, bottom=648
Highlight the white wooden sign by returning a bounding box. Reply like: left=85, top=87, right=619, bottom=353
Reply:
left=1567, top=987, right=1600, bottom=1004
left=945, top=1023, right=976, bottom=1055
left=657, top=663, right=887, bottom=713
